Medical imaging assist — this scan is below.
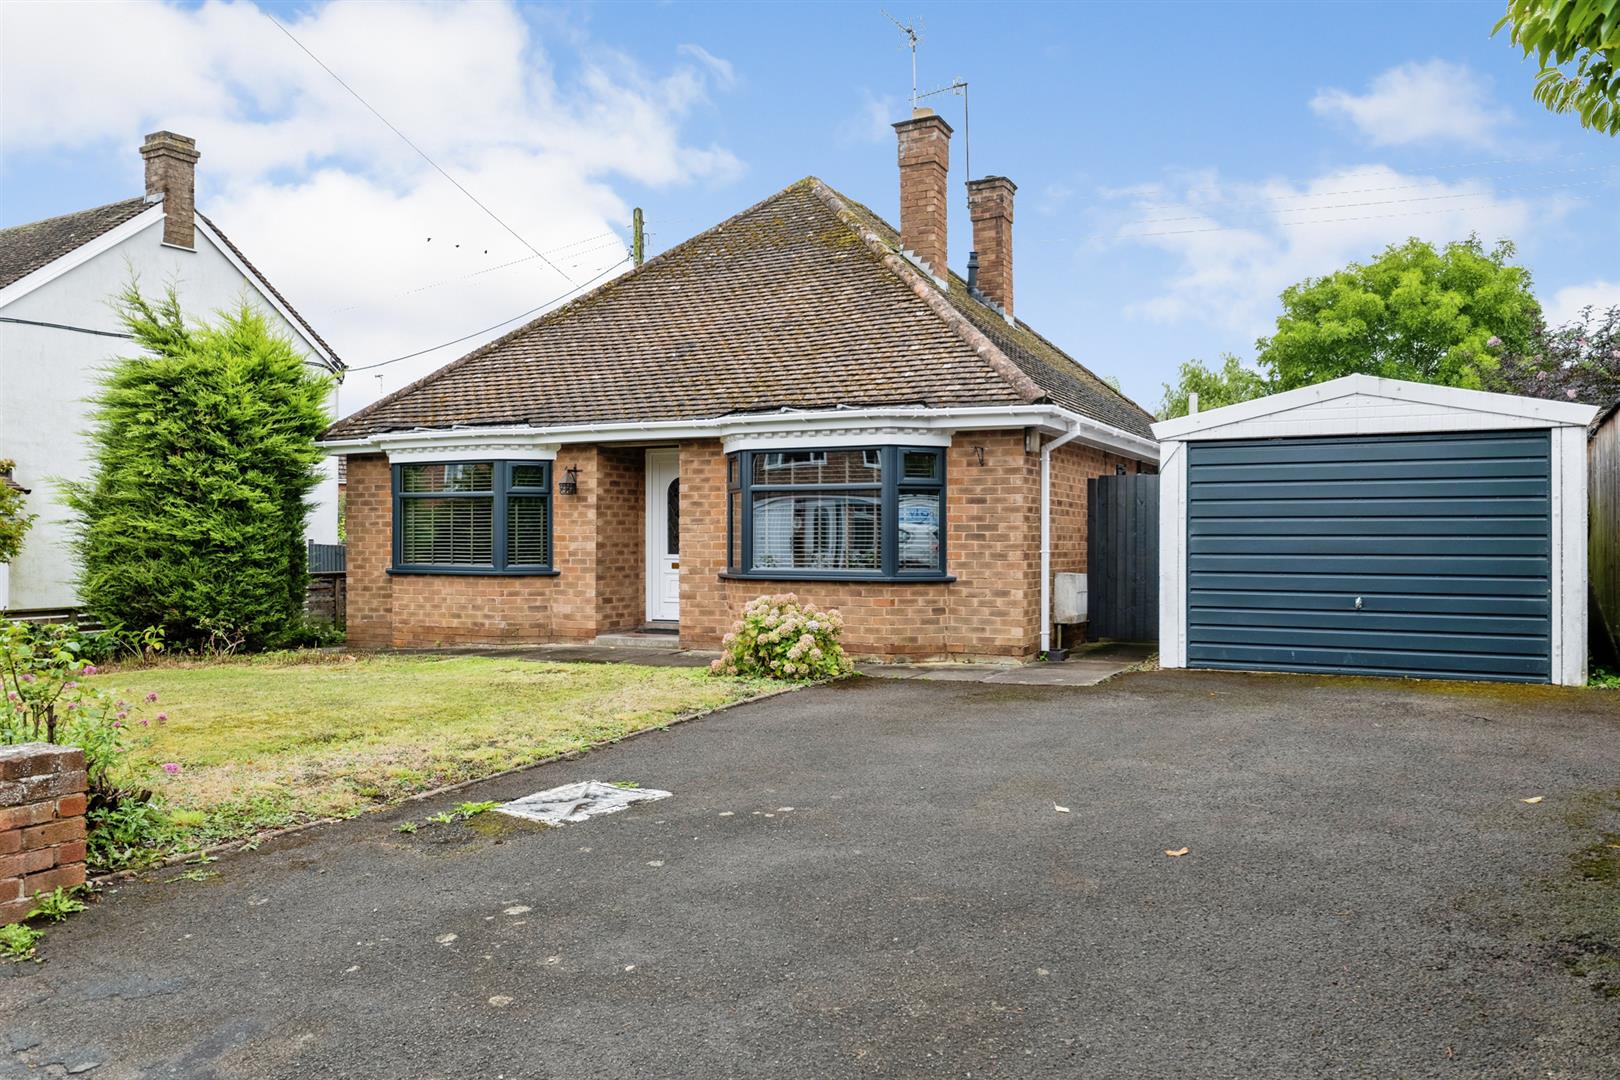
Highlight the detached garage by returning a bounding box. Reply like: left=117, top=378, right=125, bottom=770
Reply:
left=1153, top=375, right=1599, bottom=686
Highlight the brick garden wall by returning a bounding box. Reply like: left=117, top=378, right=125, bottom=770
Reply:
left=1, top=743, right=87, bottom=925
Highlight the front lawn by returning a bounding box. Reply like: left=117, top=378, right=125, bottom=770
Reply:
left=94, top=654, right=777, bottom=856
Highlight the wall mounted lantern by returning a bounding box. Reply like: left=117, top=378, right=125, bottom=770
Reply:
left=558, top=465, right=580, bottom=495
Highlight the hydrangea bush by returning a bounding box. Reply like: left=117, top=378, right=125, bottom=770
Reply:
left=709, top=594, right=852, bottom=681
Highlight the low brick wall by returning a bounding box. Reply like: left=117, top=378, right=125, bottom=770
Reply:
left=0, top=743, right=88, bottom=925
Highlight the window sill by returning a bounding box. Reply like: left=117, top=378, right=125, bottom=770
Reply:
left=388, top=567, right=560, bottom=577
left=719, top=572, right=955, bottom=585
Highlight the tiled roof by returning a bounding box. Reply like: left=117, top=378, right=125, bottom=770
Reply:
left=0, top=197, right=150, bottom=290
left=325, top=177, right=1155, bottom=441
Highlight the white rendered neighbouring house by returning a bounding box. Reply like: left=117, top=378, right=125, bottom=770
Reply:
left=0, top=132, right=345, bottom=615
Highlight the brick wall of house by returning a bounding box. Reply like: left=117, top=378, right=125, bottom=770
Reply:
left=344, top=450, right=600, bottom=648
left=1, top=743, right=88, bottom=925
left=344, top=454, right=393, bottom=648
left=342, top=433, right=1148, bottom=659
left=679, top=431, right=1047, bottom=660
left=593, top=447, right=645, bottom=634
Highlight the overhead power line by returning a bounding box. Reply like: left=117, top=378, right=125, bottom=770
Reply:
left=324, top=231, right=623, bottom=315
left=263, top=11, right=575, bottom=285
left=347, top=256, right=633, bottom=372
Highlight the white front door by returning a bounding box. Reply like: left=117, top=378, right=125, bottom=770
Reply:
left=645, top=449, right=680, bottom=623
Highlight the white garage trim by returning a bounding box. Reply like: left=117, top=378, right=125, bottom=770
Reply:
left=1153, top=375, right=1599, bottom=686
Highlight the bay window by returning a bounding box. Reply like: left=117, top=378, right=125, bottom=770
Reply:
left=725, top=446, right=947, bottom=581
left=392, top=460, right=554, bottom=574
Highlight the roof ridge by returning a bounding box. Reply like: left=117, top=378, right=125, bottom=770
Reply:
left=804, top=179, right=1044, bottom=406
left=327, top=180, right=825, bottom=437
left=0, top=194, right=149, bottom=237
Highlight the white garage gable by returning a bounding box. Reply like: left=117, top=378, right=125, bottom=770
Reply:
left=1153, top=375, right=1599, bottom=686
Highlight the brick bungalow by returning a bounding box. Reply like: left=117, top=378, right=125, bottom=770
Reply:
left=321, top=109, right=1159, bottom=661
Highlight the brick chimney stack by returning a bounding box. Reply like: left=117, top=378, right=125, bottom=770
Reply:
left=893, top=108, right=952, bottom=279
left=140, top=131, right=200, bottom=250
left=967, top=177, right=1016, bottom=317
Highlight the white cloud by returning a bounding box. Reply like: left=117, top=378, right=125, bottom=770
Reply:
left=677, top=44, right=736, bottom=89
left=1310, top=60, right=1512, bottom=148
left=842, top=89, right=904, bottom=145
left=1103, top=164, right=1552, bottom=335
left=0, top=0, right=742, bottom=414
left=1544, top=279, right=1620, bottom=327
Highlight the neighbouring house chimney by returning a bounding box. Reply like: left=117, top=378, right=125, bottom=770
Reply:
left=893, top=108, right=952, bottom=279
left=140, top=131, right=200, bottom=250
left=967, top=176, right=1016, bottom=317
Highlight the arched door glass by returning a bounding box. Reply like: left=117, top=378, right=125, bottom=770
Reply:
left=667, top=478, right=680, bottom=555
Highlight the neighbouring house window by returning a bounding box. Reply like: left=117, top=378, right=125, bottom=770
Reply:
left=393, top=461, right=553, bottom=574
left=725, top=446, right=945, bottom=580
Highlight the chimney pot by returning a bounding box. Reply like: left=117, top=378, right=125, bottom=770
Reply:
left=893, top=110, right=953, bottom=279
left=140, top=131, right=200, bottom=250
left=966, top=176, right=1016, bottom=317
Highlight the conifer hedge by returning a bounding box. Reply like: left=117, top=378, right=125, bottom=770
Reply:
left=65, top=285, right=333, bottom=650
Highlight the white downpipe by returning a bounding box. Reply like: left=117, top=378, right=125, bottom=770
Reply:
left=1039, top=422, right=1083, bottom=656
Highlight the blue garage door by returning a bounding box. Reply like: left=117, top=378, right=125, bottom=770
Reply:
left=1186, top=430, right=1552, bottom=682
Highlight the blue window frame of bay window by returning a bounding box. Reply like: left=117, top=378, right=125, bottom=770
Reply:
left=390, top=460, right=556, bottom=575
left=722, top=446, right=950, bottom=582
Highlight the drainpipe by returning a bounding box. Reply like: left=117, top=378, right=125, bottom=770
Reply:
left=1039, top=421, right=1082, bottom=657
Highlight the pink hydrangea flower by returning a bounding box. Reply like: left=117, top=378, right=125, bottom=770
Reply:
left=146, top=692, right=159, bottom=703
left=161, top=762, right=181, bottom=775
left=82, top=664, right=98, bottom=676
left=156, top=712, right=168, bottom=724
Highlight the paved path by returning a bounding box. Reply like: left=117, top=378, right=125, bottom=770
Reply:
left=857, top=640, right=1155, bottom=685
left=5, top=671, right=1619, bottom=1078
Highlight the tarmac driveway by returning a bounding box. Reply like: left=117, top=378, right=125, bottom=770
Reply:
left=5, top=669, right=1620, bottom=1079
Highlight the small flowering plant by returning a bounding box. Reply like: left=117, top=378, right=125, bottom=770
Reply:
left=709, top=594, right=852, bottom=681
left=0, top=621, right=161, bottom=804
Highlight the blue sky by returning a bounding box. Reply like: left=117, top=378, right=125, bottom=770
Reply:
left=2, top=0, right=1616, bottom=418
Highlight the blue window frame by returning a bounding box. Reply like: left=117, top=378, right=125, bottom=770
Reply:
left=391, top=460, right=556, bottom=575
left=724, top=446, right=949, bottom=582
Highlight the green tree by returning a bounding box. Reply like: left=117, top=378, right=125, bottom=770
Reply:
left=1157, top=355, right=1271, bottom=420
left=1255, top=237, right=1542, bottom=392
left=64, top=285, right=332, bottom=650
left=1496, top=0, right=1620, bottom=136
left=0, top=460, right=34, bottom=565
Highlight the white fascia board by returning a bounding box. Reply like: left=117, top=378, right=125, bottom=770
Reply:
left=193, top=217, right=342, bottom=374
left=320, top=404, right=1161, bottom=462
left=1152, top=374, right=1599, bottom=442
left=0, top=204, right=165, bottom=310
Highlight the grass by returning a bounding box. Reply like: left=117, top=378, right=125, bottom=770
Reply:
left=97, top=654, right=777, bottom=851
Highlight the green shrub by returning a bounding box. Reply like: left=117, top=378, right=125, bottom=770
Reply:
left=709, top=594, right=852, bottom=681
left=62, top=283, right=333, bottom=652
left=1, top=620, right=174, bottom=871
left=0, top=457, right=35, bottom=565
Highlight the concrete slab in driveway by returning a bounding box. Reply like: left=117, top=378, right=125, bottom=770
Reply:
left=4, top=669, right=1619, bottom=1079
